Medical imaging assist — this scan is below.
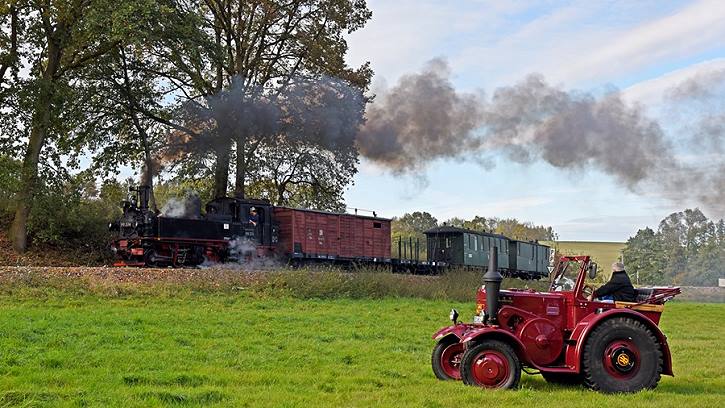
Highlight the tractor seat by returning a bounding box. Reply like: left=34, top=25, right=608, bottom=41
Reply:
left=635, top=288, right=655, bottom=302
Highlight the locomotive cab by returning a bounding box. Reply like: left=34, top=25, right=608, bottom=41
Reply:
left=205, top=197, right=278, bottom=246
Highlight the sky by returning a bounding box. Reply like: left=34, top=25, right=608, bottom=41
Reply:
left=340, top=0, right=725, bottom=241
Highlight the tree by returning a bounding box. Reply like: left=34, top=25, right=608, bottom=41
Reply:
left=623, top=208, right=724, bottom=286
left=623, top=227, right=666, bottom=284
left=5, top=0, right=163, bottom=252
left=155, top=0, right=372, bottom=198
left=0, top=2, right=19, bottom=88
left=493, top=218, right=557, bottom=241
left=249, top=137, right=357, bottom=211
left=394, top=212, right=438, bottom=235
left=441, top=215, right=557, bottom=241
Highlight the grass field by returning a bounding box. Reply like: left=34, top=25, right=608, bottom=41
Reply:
left=542, top=241, right=626, bottom=276
left=0, top=290, right=723, bottom=407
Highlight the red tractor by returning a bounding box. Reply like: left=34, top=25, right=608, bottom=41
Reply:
left=431, top=250, right=680, bottom=393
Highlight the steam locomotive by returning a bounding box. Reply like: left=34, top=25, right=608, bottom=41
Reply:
left=109, top=186, right=551, bottom=278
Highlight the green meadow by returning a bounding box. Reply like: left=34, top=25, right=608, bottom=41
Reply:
left=542, top=241, right=626, bottom=275
left=0, top=290, right=723, bottom=407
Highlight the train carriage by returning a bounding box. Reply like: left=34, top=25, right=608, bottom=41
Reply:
left=110, top=185, right=550, bottom=279
left=424, top=226, right=550, bottom=279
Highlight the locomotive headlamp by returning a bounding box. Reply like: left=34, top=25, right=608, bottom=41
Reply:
left=449, top=308, right=459, bottom=324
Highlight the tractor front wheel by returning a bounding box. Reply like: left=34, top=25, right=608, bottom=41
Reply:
left=432, top=336, right=464, bottom=380
left=582, top=317, right=662, bottom=393
left=460, top=340, right=521, bottom=389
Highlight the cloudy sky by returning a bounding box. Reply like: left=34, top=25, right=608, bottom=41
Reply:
left=341, top=0, right=725, bottom=241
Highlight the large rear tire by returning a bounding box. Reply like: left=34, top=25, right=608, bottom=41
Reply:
left=460, top=340, right=521, bottom=389
left=432, top=336, right=464, bottom=380
left=582, top=317, right=662, bottom=393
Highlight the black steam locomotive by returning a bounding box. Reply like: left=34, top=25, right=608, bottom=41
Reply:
left=109, top=186, right=279, bottom=266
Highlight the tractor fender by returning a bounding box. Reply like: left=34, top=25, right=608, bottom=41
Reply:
left=565, top=308, right=673, bottom=376
left=459, top=327, right=531, bottom=366
left=432, top=323, right=471, bottom=341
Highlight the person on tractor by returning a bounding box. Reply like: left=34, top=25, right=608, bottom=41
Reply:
left=587, top=262, right=636, bottom=302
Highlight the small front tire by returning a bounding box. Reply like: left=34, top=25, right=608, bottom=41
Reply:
left=460, top=340, right=521, bottom=389
left=432, top=336, right=464, bottom=380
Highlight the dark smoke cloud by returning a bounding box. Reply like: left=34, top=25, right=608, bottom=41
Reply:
left=357, top=58, right=725, bottom=216
left=357, top=58, right=485, bottom=172
left=171, top=75, right=364, bottom=156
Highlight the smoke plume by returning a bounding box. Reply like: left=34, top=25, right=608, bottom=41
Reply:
left=161, top=191, right=202, bottom=219
left=358, top=58, right=484, bottom=172
left=357, top=58, right=725, bottom=216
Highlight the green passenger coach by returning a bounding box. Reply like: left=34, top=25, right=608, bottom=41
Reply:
left=424, top=226, right=551, bottom=279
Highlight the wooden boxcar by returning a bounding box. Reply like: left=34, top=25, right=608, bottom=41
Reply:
left=274, top=207, right=391, bottom=261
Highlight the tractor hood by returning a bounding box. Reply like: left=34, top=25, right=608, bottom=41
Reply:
left=475, top=287, right=566, bottom=323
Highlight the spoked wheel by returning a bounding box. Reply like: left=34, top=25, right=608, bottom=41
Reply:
left=460, top=340, right=521, bottom=389
left=582, top=317, right=662, bottom=393
left=432, top=336, right=464, bottom=380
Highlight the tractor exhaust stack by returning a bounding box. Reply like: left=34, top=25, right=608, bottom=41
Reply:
left=484, top=246, right=503, bottom=325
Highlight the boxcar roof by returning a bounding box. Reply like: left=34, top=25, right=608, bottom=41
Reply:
left=276, top=206, right=392, bottom=221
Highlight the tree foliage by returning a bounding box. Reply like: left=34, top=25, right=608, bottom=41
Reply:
left=624, top=209, right=724, bottom=286
left=1, top=0, right=372, bottom=253
left=441, top=215, right=557, bottom=241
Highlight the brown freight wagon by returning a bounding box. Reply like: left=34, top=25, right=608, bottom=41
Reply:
left=273, top=207, right=391, bottom=261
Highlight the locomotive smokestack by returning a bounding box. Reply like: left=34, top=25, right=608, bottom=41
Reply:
left=132, top=185, right=151, bottom=211
left=484, top=246, right=503, bottom=325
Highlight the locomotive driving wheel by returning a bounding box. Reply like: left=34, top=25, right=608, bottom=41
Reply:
left=460, top=340, right=521, bottom=389
left=582, top=317, right=662, bottom=393
left=432, top=336, right=464, bottom=380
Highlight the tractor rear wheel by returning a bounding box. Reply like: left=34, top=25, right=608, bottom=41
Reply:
left=432, top=336, right=464, bottom=380
left=460, top=340, right=521, bottom=389
left=582, top=317, right=662, bottom=393
left=541, top=372, right=582, bottom=386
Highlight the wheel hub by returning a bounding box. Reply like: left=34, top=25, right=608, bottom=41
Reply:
left=610, top=347, right=635, bottom=373
left=603, top=339, right=639, bottom=378
left=472, top=351, right=509, bottom=387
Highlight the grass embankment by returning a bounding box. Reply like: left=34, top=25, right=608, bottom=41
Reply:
left=542, top=241, right=625, bottom=273
left=0, top=271, right=723, bottom=407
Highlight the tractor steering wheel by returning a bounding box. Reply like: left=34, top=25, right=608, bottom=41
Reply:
left=582, top=284, right=595, bottom=299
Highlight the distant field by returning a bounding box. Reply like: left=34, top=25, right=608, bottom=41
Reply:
left=0, top=290, right=722, bottom=407
left=542, top=241, right=625, bottom=276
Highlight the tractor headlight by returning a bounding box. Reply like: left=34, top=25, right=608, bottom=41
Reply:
left=449, top=308, right=459, bottom=324
left=473, top=310, right=486, bottom=324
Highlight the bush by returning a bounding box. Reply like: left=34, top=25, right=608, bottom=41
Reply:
left=0, top=265, right=551, bottom=302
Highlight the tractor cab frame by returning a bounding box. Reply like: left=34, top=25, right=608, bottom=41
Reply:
left=431, top=252, right=680, bottom=393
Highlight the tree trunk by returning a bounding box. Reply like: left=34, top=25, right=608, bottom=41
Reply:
left=10, top=36, right=62, bottom=253
left=234, top=138, right=246, bottom=199
left=10, top=120, right=48, bottom=252
left=140, top=150, right=157, bottom=212
left=213, top=146, right=230, bottom=198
